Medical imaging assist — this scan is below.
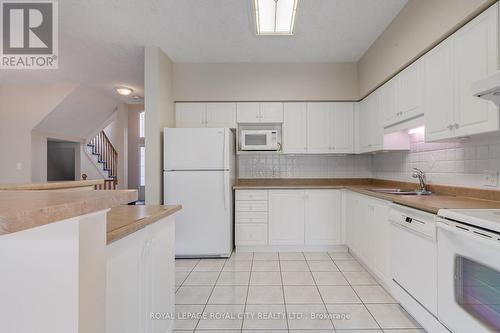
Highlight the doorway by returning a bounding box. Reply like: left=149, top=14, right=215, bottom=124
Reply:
left=47, top=139, right=79, bottom=181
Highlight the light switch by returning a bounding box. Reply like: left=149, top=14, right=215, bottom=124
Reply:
left=483, top=171, right=498, bottom=187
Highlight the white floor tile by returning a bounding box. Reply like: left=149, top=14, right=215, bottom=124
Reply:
left=366, top=304, right=421, bottom=329
left=336, top=260, right=366, bottom=272
left=175, top=286, right=213, bottom=305
left=304, top=252, right=332, bottom=261
left=312, top=271, right=349, bottom=286
left=223, top=260, right=252, bottom=272
left=353, top=285, right=397, bottom=304
left=208, top=286, right=248, bottom=304
left=183, top=272, right=219, bottom=286
left=250, top=271, right=282, bottom=285
left=173, top=304, right=204, bottom=330
left=318, top=286, right=362, bottom=304
left=328, top=251, right=354, bottom=260
left=228, top=252, right=254, bottom=261
left=343, top=271, right=379, bottom=285
left=284, top=286, right=323, bottom=304
left=243, top=304, right=287, bottom=330
left=308, top=260, right=339, bottom=272
left=252, top=260, right=280, bottom=272
left=247, top=286, right=285, bottom=304
left=286, top=304, right=334, bottom=330
left=192, top=259, right=225, bottom=272
left=176, top=271, right=190, bottom=286
left=216, top=271, right=251, bottom=286
left=197, top=304, right=245, bottom=330
left=279, top=252, right=305, bottom=260
left=253, top=252, right=279, bottom=261
left=327, top=303, right=379, bottom=330
left=280, top=260, right=310, bottom=272
left=282, top=271, right=315, bottom=285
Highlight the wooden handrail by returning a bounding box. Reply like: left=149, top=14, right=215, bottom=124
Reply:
left=88, top=131, right=118, bottom=185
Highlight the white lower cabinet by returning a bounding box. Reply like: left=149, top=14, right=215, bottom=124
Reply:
left=235, top=189, right=343, bottom=250
left=106, top=216, right=175, bottom=333
left=268, top=190, right=305, bottom=245
left=345, top=191, right=391, bottom=286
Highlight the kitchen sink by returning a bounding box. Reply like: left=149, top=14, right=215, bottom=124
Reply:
left=369, top=188, right=432, bottom=195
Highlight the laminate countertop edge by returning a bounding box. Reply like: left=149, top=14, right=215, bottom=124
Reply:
left=106, top=205, right=182, bottom=244
left=0, top=190, right=138, bottom=235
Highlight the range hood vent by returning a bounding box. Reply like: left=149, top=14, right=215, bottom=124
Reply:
left=472, top=70, right=500, bottom=107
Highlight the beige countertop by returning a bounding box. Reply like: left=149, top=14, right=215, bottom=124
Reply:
left=0, top=189, right=138, bottom=235
left=106, top=205, right=182, bottom=244
left=0, top=179, right=104, bottom=191
left=234, top=178, right=500, bottom=214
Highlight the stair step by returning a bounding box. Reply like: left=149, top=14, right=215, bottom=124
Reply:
left=86, top=144, right=95, bottom=147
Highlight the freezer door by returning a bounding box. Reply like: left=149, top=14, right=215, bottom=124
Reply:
left=164, top=128, right=231, bottom=170
left=164, top=170, right=233, bottom=257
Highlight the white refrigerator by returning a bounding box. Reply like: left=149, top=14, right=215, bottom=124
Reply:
left=163, top=128, right=235, bottom=258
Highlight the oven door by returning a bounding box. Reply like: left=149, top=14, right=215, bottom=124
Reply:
left=437, top=219, right=500, bottom=333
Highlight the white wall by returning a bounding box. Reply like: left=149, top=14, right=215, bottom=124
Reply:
left=127, top=104, right=144, bottom=195
left=373, top=129, right=500, bottom=189
left=173, top=63, right=359, bottom=101
left=0, top=83, right=76, bottom=184
left=145, top=46, right=175, bottom=204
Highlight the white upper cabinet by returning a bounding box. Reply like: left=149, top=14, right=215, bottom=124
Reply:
left=236, top=102, right=283, bottom=123
left=175, top=103, right=206, bottom=128
left=304, top=190, right=342, bottom=245
left=425, top=3, right=499, bottom=141
left=307, top=102, right=332, bottom=153
left=359, top=91, right=383, bottom=153
left=453, top=4, right=498, bottom=137
left=425, top=37, right=455, bottom=141
left=205, top=103, right=237, bottom=128
left=283, top=103, right=307, bottom=153
left=379, top=77, right=398, bottom=127
left=396, top=59, right=425, bottom=121
left=332, top=102, right=354, bottom=153
left=176, top=103, right=236, bottom=128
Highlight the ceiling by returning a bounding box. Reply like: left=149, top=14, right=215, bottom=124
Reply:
left=1, top=0, right=407, bottom=129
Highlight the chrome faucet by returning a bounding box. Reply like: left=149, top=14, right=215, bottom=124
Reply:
left=412, top=168, right=431, bottom=195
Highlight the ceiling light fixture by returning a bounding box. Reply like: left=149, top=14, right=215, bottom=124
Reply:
left=254, top=0, right=298, bottom=35
left=114, top=86, right=134, bottom=96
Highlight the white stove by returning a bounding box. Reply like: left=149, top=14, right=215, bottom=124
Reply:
left=436, top=208, right=500, bottom=333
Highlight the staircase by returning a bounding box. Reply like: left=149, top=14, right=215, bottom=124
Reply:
left=87, top=131, right=118, bottom=189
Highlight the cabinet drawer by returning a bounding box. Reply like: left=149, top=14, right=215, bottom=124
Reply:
left=236, top=224, right=267, bottom=245
left=235, top=190, right=268, bottom=201
left=235, top=212, right=268, bottom=224
left=235, top=201, right=268, bottom=212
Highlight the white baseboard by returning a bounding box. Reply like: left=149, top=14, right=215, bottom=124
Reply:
left=236, top=244, right=348, bottom=252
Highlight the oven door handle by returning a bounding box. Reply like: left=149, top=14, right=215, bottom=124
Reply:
left=437, top=221, right=500, bottom=249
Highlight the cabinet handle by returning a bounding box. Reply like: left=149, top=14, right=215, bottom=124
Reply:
left=454, top=123, right=460, bottom=129
left=447, top=124, right=453, bottom=130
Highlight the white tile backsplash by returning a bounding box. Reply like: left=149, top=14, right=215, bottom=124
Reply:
left=372, top=130, right=500, bottom=189
left=238, top=154, right=373, bottom=179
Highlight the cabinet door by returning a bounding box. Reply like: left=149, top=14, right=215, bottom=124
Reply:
left=454, top=4, right=499, bottom=137
left=206, top=103, right=236, bottom=128
left=283, top=102, right=307, bottom=153
left=260, top=102, right=284, bottom=123
left=236, top=102, right=260, bottom=123
left=305, top=190, right=342, bottom=245
left=175, top=103, right=206, bottom=128
left=332, top=103, right=354, bottom=153
left=268, top=190, right=305, bottom=245
left=307, top=102, right=332, bottom=153
left=360, top=92, right=382, bottom=152
left=345, top=192, right=365, bottom=258
left=236, top=224, right=268, bottom=245
left=379, top=77, right=398, bottom=127
left=397, top=59, right=424, bottom=120
left=424, top=37, right=455, bottom=141
left=371, top=201, right=391, bottom=285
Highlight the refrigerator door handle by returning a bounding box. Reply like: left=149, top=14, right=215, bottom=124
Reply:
left=223, top=172, right=228, bottom=210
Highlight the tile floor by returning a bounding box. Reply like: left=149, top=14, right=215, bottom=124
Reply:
left=174, top=251, right=425, bottom=333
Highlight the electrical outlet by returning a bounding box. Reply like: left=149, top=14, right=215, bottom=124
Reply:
left=483, top=171, right=498, bottom=187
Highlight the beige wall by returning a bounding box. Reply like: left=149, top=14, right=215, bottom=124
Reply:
left=145, top=46, right=175, bottom=204
left=173, top=63, right=359, bottom=101
left=0, top=83, right=76, bottom=184
left=358, top=0, right=496, bottom=97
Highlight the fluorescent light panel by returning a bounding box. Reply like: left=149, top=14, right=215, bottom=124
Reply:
left=255, top=0, right=298, bottom=35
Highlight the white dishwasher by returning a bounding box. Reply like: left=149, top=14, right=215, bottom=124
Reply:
left=389, top=204, right=438, bottom=316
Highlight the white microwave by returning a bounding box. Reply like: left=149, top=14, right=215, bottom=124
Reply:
left=240, top=129, right=280, bottom=151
